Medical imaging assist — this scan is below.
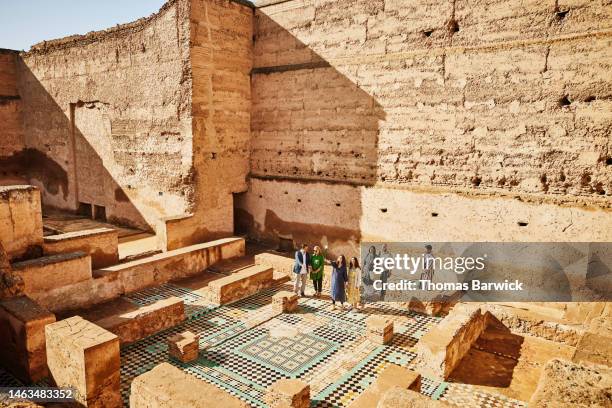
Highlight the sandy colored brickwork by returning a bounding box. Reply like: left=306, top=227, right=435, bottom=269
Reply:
left=236, top=0, right=612, bottom=252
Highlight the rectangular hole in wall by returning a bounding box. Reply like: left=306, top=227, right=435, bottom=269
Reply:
left=278, top=237, right=294, bottom=253
left=78, top=202, right=92, bottom=218
left=94, top=205, right=107, bottom=222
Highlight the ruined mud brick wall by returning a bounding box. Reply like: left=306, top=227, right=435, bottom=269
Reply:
left=13, top=0, right=193, bottom=231
left=0, top=186, right=43, bottom=261
left=0, top=50, right=26, bottom=179
left=236, top=0, right=612, bottom=254
left=163, top=0, right=253, bottom=249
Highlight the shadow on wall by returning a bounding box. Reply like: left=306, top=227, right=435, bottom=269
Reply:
left=235, top=12, right=386, bottom=257
left=0, top=62, right=151, bottom=232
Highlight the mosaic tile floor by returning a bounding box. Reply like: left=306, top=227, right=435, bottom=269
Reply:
left=117, top=283, right=529, bottom=408
left=0, top=282, right=530, bottom=408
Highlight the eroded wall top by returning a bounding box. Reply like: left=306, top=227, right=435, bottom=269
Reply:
left=13, top=0, right=194, bottom=231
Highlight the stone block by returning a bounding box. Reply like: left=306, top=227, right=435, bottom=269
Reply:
left=206, top=264, right=274, bottom=304
left=0, top=296, right=55, bottom=382
left=529, top=359, right=612, bottom=408
left=415, top=304, right=486, bottom=379
left=96, top=237, right=245, bottom=294
left=350, top=365, right=421, bottom=408
left=130, top=362, right=247, bottom=408
left=0, top=186, right=43, bottom=261
left=43, top=228, right=119, bottom=269
left=272, top=291, right=299, bottom=313
left=96, top=297, right=185, bottom=344
left=572, top=332, right=612, bottom=368
left=45, top=316, right=121, bottom=408
left=167, top=330, right=200, bottom=363
left=376, top=387, right=451, bottom=408
left=12, top=252, right=92, bottom=295
left=264, top=379, right=310, bottom=408
left=365, top=316, right=394, bottom=345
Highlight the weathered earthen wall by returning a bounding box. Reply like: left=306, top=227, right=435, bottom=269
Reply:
left=237, top=0, right=612, bottom=251
left=15, top=0, right=193, bottom=231
left=162, top=0, right=253, bottom=249
left=0, top=50, right=26, bottom=184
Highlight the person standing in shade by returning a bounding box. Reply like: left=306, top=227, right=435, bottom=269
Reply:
left=330, top=255, right=348, bottom=309
left=310, top=245, right=326, bottom=297
left=361, top=245, right=377, bottom=302
left=293, top=244, right=310, bottom=297
left=379, top=244, right=393, bottom=301
left=347, top=257, right=363, bottom=309
left=420, top=244, right=435, bottom=286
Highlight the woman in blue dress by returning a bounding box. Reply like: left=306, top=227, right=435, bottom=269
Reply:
left=330, top=255, right=348, bottom=309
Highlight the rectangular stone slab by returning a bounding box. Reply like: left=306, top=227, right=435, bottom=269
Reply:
left=0, top=295, right=55, bottom=382
left=130, top=362, right=247, bottom=408
left=45, top=316, right=121, bottom=408
left=415, top=304, right=486, bottom=379
left=12, top=251, right=92, bottom=294
left=529, top=358, right=612, bottom=407
left=0, top=185, right=43, bottom=261
left=96, top=297, right=185, bottom=344
left=206, top=264, right=274, bottom=304
left=350, top=365, right=420, bottom=408
left=43, top=228, right=119, bottom=269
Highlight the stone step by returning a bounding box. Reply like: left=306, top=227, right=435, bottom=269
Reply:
left=94, top=237, right=245, bottom=294
left=95, top=297, right=185, bottom=344
left=199, top=264, right=275, bottom=305
left=43, top=227, right=118, bottom=269
left=12, top=251, right=92, bottom=296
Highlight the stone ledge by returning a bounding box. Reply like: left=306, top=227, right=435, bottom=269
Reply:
left=572, top=332, right=612, bottom=368
left=0, top=296, right=56, bottom=382
left=415, top=304, right=486, bottom=379
left=43, top=227, right=116, bottom=242
left=44, top=228, right=119, bottom=269
left=11, top=251, right=87, bottom=269
left=376, top=387, right=451, bottom=408
left=350, top=365, right=421, bottom=408
left=265, top=378, right=310, bottom=408
left=96, top=297, right=185, bottom=344
left=45, top=316, right=121, bottom=408
left=529, top=358, right=612, bottom=407
left=206, top=264, right=274, bottom=304
left=130, top=362, right=247, bottom=408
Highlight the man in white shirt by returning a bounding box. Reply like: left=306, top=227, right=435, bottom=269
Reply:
left=293, top=244, right=311, bottom=296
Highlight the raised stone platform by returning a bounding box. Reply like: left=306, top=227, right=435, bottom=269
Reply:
left=377, top=387, right=451, bottom=408
left=96, top=297, right=185, bottom=344
left=30, top=237, right=245, bottom=313
left=205, top=264, right=274, bottom=304
left=272, top=290, right=299, bottom=313
left=529, top=358, right=612, bottom=407
left=365, top=316, right=394, bottom=345
left=265, top=379, right=310, bottom=408
left=130, top=362, right=247, bottom=408
left=0, top=295, right=55, bottom=382
left=43, top=227, right=119, bottom=269
left=415, top=304, right=486, bottom=379
left=12, top=251, right=91, bottom=295
left=96, top=237, right=245, bottom=293
left=167, top=330, right=199, bottom=363
left=349, top=365, right=421, bottom=408
left=572, top=331, right=612, bottom=368
left=0, top=185, right=43, bottom=261
left=46, top=316, right=121, bottom=408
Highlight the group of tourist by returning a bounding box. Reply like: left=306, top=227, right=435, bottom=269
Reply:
left=293, top=243, right=437, bottom=308
left=292, top=244, right=364, bottom=309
